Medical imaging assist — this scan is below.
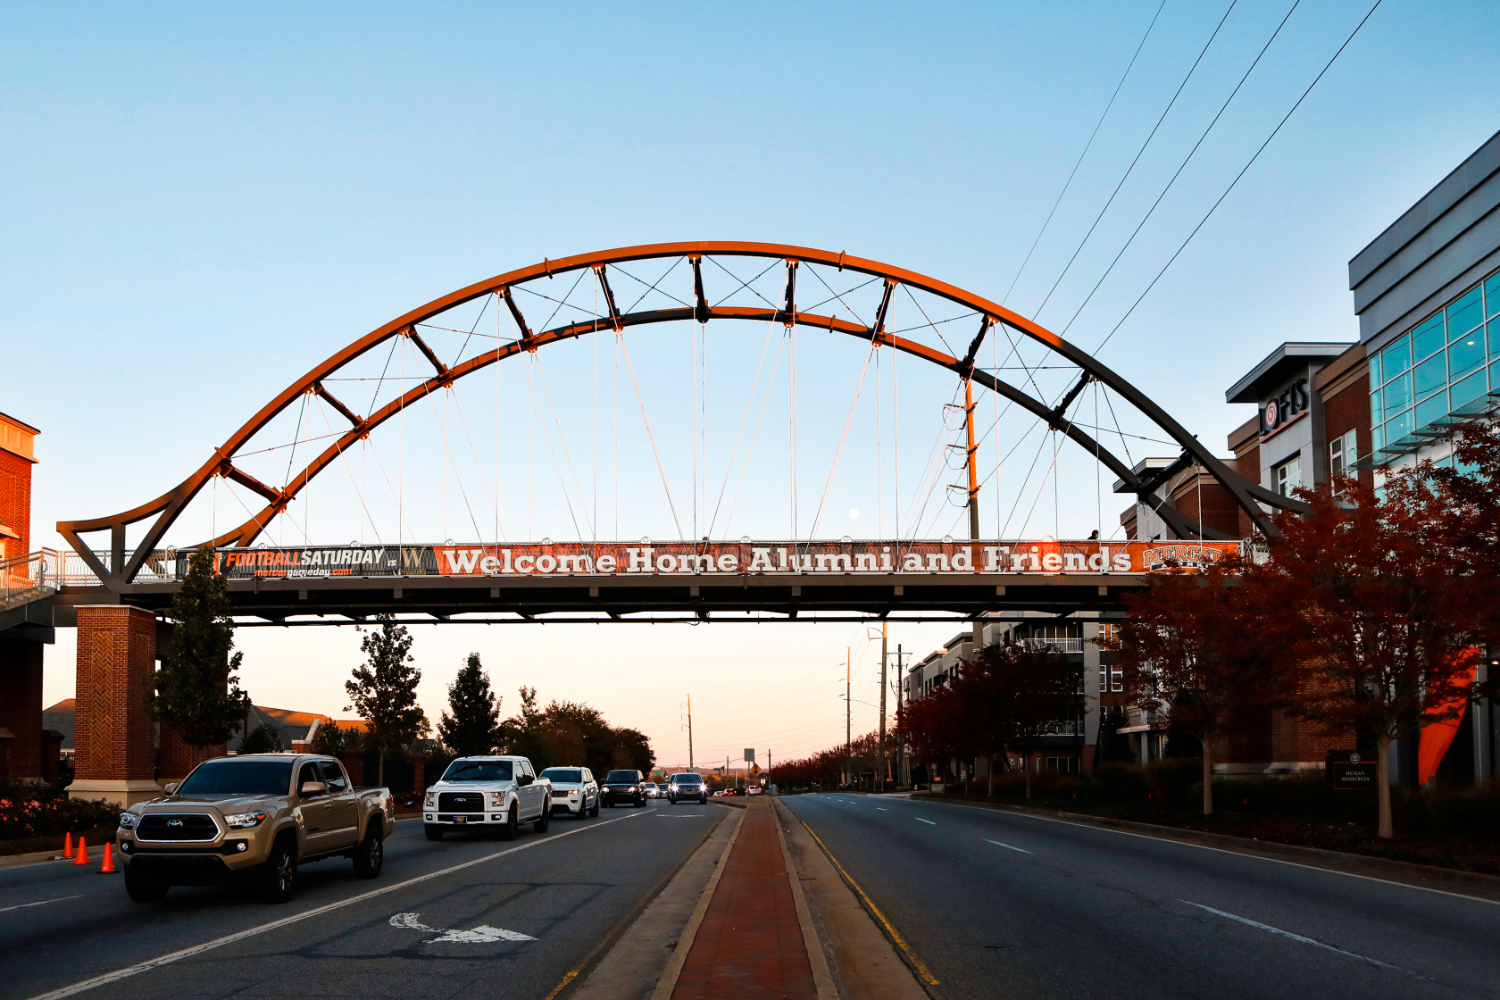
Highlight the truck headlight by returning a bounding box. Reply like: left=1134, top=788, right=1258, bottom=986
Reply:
left=224, top=811, right=267, bottom=828
left=117, top=813, right=138, bottom=829
left=424, top=792, right=436, bottom=809
left=488, top=792, right=506, bottom=808
left=629, top=786, right=638, bottom=792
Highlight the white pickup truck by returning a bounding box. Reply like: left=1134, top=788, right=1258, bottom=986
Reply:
left=423, top=756, right=552, bottom=841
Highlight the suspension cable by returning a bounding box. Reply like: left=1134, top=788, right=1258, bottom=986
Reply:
left=617, top=330, right=686, bottom=539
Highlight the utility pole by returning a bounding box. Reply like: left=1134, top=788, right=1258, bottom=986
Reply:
left=686, top=694, right=694, bottom=770
left=965, top=378, right=983, bottom=655
left=896, top=643, right=905, bottom=786
left=879, top=621, right=888, bottom=792
left=846, top=646, right=852, bottom=789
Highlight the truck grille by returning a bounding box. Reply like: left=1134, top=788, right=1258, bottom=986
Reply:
left=438, top=792, right=486, bottom=813
left=137, top=813, right=220, bottom=842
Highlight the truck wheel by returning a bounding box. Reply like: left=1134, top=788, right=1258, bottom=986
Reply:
left=353, top=824, right=384, bottom=878
left=124, top=868, right=168, bottom=903
left=589, top=799, right=599, bottom=817
left=424, top=824, right=445, bottom=841
left=533, top=806, right=551, bottom=834
left=635, top=796, right=644, bottom=807
left=258, top=836, right=298, bottom=904
left=498, top=804, right=519, bottom=841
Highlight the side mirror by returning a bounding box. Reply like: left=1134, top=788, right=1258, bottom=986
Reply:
left=300, top=780, right=327, bottom=797
left=163, top=782, right=178, bottom=795
left=517, top=773, right=534, bottom=786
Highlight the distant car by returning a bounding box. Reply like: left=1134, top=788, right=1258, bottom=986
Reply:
left=601, top=769, right=647, bottom=807
left=667, top=772, right=708, bottom=805
left=747, top=786, right=763, bottom=796
left=641, top=782, right=662, bottom=799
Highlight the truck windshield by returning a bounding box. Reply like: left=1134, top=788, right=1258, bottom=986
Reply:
left=541, top=768, right=582, bottom=783
left=176, top=759, right=294, bottom=798
left=673, top=774, right=702, bottom=785
left=442, top=760, right=514, bottom=782
left=605, top=771, right=638, bottom=783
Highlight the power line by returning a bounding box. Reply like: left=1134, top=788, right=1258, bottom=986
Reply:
left=1059, top=0, right=1302, bottom=338
left=1094, top=0, right=1384, bottom=355
left=1034, top=1, right=1239, bottom=319
left=1001, top=0, right=1168, bottom=307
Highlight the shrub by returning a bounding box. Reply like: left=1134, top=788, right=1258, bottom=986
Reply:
left=1144, top=758, right=1202, bottom=806
left=1094, top=762, right=1150, bottom=802
left=0, top=780, right=120, bottom=840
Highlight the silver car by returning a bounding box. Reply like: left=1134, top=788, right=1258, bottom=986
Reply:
left=667, top=772, right=708, bottom=804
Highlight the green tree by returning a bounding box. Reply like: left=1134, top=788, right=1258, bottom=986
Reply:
left=311, top=720, right=352, bottom=756
left=1094, top=705, right=1132, bottom=765
left=500, top=685, right=550, bottom=768
left=144, top=544, right=252, bottom=756
left=438, top=653, right=501, bottom=757
left=240, top=723, right=284, bottom=754
left=344, top=615, right=426, bottom=786
left=959, top=635, right=1085, bottom=799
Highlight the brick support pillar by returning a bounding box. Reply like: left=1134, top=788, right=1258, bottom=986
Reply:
left=70, top=606, right=161, bottom=806
left=159, top=726, right=226, bottom=782
left=408, top=753, right=426, bottom=794
left=340, top=748, right=365, bottom=787
left=0, top=636, right=44, bottom=781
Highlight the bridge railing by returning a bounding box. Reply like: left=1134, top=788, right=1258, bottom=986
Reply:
left=1, top=549, right=66, bottom=607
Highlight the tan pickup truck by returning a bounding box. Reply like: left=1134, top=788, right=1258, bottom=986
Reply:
left=115, top=753, right=395, bottom=903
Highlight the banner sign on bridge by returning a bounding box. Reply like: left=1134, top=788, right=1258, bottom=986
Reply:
left=210, top=539, right=1240, bottom=581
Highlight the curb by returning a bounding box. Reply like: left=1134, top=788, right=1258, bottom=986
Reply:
left=930, top=797, right=1500, bottom=896
left=0, top=849, right=65, bottom=869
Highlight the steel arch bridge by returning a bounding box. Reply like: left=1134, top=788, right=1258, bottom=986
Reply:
left=61, top=241, right=1300, bottom=598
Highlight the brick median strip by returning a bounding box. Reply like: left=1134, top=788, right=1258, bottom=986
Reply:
left=660, top=800, right=822, bottom=1000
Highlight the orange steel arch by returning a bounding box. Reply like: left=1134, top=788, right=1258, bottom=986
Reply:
left=61, top=242, right=1299, bottom=588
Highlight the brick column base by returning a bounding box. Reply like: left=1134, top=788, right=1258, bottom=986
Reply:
left=70, top=606, right=160, bottom=807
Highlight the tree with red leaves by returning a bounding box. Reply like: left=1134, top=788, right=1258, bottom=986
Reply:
left=956, top=635, right=1085, bottom=798
left=1113, top=558, right=1290, bottom=816
left=895, top=684, right=975, bottom=788
left=1265, top=472, right=1483, bottom=839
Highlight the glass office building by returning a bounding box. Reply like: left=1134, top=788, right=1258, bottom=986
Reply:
left=1370, top=268, right=1500, bottom=462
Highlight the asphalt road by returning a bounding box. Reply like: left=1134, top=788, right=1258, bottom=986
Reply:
left=784, top=794, right=1500, bottom=1000
left=0, top=802, right=726, bottom=1000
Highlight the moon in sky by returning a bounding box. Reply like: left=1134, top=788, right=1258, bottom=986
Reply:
left=849, top=508, right=860, bottom=520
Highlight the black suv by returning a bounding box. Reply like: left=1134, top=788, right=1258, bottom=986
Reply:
left=601, top=769, right=646, bottom=807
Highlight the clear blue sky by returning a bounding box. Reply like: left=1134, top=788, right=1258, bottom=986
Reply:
left=6, top=1, right=1497, bottom=762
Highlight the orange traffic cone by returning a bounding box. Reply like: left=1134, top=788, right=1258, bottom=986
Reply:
left=62, top=832, right=74, bottom=859
left=99, top=843, right=116, bottom=874
left=72, top=837, right=88, bottom=866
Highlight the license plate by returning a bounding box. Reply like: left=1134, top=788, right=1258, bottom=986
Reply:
left=453, top=816, right=466, bottom=824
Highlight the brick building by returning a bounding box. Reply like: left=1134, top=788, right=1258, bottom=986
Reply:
left=0, top=413, right=46, bottom=783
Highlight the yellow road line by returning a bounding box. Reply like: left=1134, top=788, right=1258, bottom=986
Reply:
left=541, top=969, right=579, bottom=1000
left=796, top=817, right=939, bottom=987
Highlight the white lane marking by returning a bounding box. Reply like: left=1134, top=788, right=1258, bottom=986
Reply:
left=915, top=818, right=937, bottom=826
left=22, top=809, right=649, bottom=1000
left=923, top=800, right=1500, bottom=909
left=1181, top=901, right=1404, bottom=972
left=389, top=911, right=534, bottom=943
left=986, top=840, right=1032, bottom=855
left=0, top=894, right=82, bottom=914
left=876, top=808, right=888, bottom=812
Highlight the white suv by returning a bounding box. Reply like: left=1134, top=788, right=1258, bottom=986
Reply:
left=539, top=766, right=600, bottom=819
left=424, top=756, right=552, bottom=840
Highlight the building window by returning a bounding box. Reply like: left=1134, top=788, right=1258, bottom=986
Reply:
left=1329, top=430, right=1357, bottom=491
left=1025, top=624, right=1082, bottom=653
left=1098, top=664, right=1123, bottom=692
left=1369, top=267, right=1500, bottom=462
left=1275, top=455, right=1302, bottom=496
